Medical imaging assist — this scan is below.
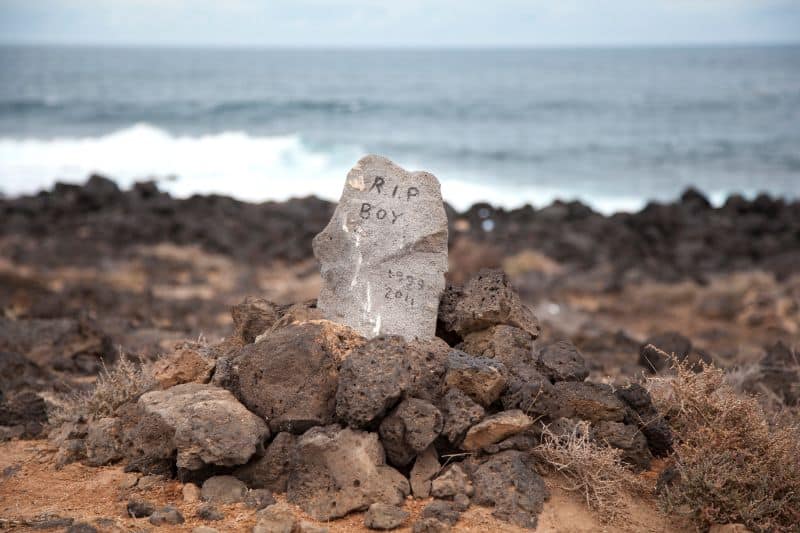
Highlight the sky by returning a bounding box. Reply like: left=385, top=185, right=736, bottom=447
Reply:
left=0, top=0, right=799, bottom=47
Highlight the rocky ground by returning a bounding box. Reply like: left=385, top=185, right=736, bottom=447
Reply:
left=1, top=177, right=799, bottom=532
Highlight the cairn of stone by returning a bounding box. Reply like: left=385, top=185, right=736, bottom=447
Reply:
left=51, top=157, right=673, bottom=532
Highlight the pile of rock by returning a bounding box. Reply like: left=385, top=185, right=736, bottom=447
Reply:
left=52, top=268, right=671, bottom=531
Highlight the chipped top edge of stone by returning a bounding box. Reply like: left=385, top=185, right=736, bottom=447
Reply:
left=347, top=154, right=443, bottom=192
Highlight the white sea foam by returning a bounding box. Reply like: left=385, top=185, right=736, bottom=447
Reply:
left=0, top=123, right=701, bottom=214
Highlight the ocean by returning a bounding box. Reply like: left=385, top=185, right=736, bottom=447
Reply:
left=1, top=45, right=798, bottom=213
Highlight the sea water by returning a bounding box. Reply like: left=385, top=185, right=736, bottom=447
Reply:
left=0, top=45, right=798, bottom=212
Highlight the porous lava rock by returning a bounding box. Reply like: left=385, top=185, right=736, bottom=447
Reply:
left=553, top=381, right=626, bottom=423
left=443, top=351, right=507, bottom=406
left=230, top=320, right=364, bottom=434
left=127, top=383, right=269, bottom=471
left=439, top=388, right=484, bottom=446
left=536, top=340, right=589, bottom=382
left=467, top=450, right=549, bottom=529
left=438, top=269, right=540, bottom=338
left=287, top=425, right=410, bottom=520
left=151, top=342, right=215, bottom=388
left=591, top=421, right=652, bottom=471
left=615, top=383, right=673, bottom=456
left=234, top=432, right=296, bottom=492
left=336, top=336, right=449, bottom=428
left=378, top=398, right=443, bottom=467
left=409, top=446, right=440, bottom=498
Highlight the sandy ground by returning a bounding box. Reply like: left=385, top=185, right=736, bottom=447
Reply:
left=0, top=439, right=686, bottom=533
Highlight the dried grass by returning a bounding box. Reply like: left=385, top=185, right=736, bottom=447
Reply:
left=532, top=421, right=649, bottom=525
left=647, top=359, right=800, bottom=532
left=49, top=354, right=155, bottom=424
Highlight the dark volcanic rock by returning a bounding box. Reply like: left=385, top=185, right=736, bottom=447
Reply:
left=459, top=326, right=557, bottom=418
left=287, top=425, right=410, bottom=521
left=536, top=340, right=589, bottom=382
left=467, top=450, right=549, bottom=529
left=439, top=388, right=485, bottom=446
left=591, top=421, right=652, bottom=471
left=336, top=337, right=450, bottom=428
left=459, top=325, right=534, bottom=364
left=231, top=321, right=363, bottom=434
left=234, top=432, right=296, bottom=492
left=0, top=350, right=50, bottom=394
left=757, top=341, right=800, bottom=406
left=553, top=381, right=626, bottom=423
left=443, top=351, right=507, bottom=406
left=438, top=269, right=540, bottom=338
left=0, top=317, right=113, bottom=375
left=501, top=368, right=557, bottom=418
left=421, top=500, right=462, bottom=526
left=0, top=391, right=48, bottom=439
left=615, top=383, right=673, bottom=456
left=639, top=331, right=692, bottom=372
left=409, top=446, right=440, bottom=499
left=379, top=398, right=443, bottom=467
left=126, top=499, right=155, bottom=518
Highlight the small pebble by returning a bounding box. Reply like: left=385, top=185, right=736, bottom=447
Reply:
left=182, top=482, right=201, bottom=502
left=196, top=504, right=224, bottom=521
left=126, top=499, right=155, bottom=518
left=148, top=506, right=184, bottom=526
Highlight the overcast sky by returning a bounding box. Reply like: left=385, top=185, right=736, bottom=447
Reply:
left=1, top=0, right=798, bottom=47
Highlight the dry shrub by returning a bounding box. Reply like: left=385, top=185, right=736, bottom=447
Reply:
left=648, top=359, right=800, bottom=532
left=49, top=355, right=155, bottom=424
left=532, top=421, right=649, bottom=525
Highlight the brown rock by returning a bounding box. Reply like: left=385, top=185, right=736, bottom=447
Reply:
left=409, top=446, right=440, bottom=499
left=536, top=340, right=588, bottom=382
left=231, top=297, right=279, bottom=344
left=438, top=270, right=540, bottom=338
left=553, top=381, right=626, bottom=423
left=467, top=450, right=549, bottom=528
left=151, top=343, right=215, bottom=388
left=234, top=432, right=296, bottom=493
left=443, top=351, right=507, bottom=406
left=591, top=421, right=652, bottom=471
left=128, top=383, right=269, bottom=471
left=439, top=389, right=484, bottom=446
left=336, top=336, right=449, bottom=428
left=430, top=464, right=472, bottom=499
left=287, top=425, right=410, bottom=521
left=461, top=410, right=533, bottom=451
left=231, top=320, right=363, bottom=434
left=379, top=398, right=443, bottom=467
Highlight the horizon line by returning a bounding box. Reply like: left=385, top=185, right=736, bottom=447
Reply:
left=1, top=40, right=799, bottom=51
